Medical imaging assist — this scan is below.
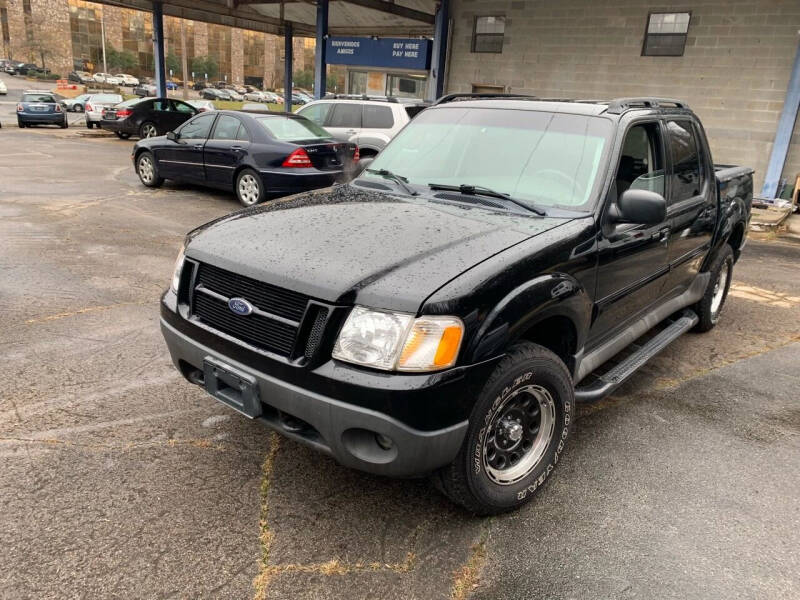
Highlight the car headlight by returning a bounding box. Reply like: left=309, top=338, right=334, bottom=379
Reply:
left=170, top=244, right=185, bottom=292
left=332, top=306, right=464, bottom=372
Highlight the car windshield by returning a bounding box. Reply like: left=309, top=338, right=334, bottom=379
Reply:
left=256, top=116, right=331, bottom=141
left=360, top=107, right=614, bottom=210
left=22, top=94, right=55, bottom=103
left=92, top=94, right=123, bottom=104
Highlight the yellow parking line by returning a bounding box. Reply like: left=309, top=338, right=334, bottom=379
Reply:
left=24, top=300, right=150, bottom=324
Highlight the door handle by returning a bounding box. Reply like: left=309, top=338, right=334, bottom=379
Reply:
left=192, top=144, right=203, bottom=150
left=230, top=145, right=243, bottom=151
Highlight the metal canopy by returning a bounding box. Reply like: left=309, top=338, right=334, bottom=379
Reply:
left=103, top=0, right=436, bottom=36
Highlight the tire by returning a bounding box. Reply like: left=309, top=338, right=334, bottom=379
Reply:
left=434, top=342, right=574, bottom=515
left=74, top=104, right=84, bottom=113
left=18, top=121, right=26, bottom=128
left=693, top=244, right=734, bottom=333
left=61, top=119, right=68, bottom=129
left=139, top=122, right=158, bottom=139
left=115, top=132, right=131, bottom=139
left=235, top=168, right=265, bottom=207
left=86, top=121, right=93, bottom=129
left=136, top=151, right=163, bottom=188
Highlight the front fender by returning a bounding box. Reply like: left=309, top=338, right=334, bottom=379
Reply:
left=464, top=272, right=593, bottom=366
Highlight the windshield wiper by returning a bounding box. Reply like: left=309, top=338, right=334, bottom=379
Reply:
left=428, top=183, right=546, bottom=216
left=365, top=168, right=419, bottom=196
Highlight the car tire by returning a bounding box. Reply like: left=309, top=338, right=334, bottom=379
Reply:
left=235, top=168, right=265, bottom=207
left=136, top=151, right=163, bottom=188
left=61, top=119, right=68, bottom=129
left=18, top=121, right=25, bottom=128
left=693, top=244, right=734, bottom=333
left=139, top=122, right=158, bottom=139
left=86, top=121, right=93, bottom=129
left=434, top=342, right=574, bottom=515
left=74, top=104, right=84, bottom=113
left=115, top=132, right=131, bottom=140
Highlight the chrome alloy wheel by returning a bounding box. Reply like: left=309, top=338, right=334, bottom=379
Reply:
left=141, top=123, right=157, bottom=138
left=238, top=173, right=261, bottom=205
left=137, top=155, right=155, bottom=184
left=482, top=384, right=556, bottom=485
left=710, top=260, right=730, bottom=320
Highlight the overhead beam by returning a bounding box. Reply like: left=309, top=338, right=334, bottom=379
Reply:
left=336, top=0, right=434, bottom=24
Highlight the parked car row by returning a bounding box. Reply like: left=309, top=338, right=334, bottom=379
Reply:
left=2, top=61, right=50, bottom=76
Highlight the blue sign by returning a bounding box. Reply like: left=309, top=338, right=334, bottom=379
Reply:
left=326, top=37, right=432, bottom=71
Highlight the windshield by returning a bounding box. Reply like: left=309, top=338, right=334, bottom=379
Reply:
left=22, top=94, right=55, bottom=103
left=257, top=116, right=331, bottom=142
left=92, top=94, right=123, bottom=104
left=360, top=107, right=614, bottom=210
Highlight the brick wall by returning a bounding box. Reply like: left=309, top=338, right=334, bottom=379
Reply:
left=447, top=0, right=800, bottom=192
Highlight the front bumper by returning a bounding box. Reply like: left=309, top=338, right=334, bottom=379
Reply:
left=161, top=316, right=475, bottom=477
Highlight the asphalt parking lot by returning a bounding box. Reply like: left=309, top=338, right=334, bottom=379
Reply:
left=2, top=78, right=799, bottom=598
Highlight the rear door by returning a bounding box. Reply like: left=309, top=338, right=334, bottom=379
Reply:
left=323, top=102, right=362, bottom=142
left=662, top=119, right=716, bottom=295
left=589, top=120, right=671, bottom=346
left=155, top=112, right=216, bottom=181
left=204, top=114, right=249, bottom=187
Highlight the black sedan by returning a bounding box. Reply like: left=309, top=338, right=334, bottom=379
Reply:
left=201, top=88, right=232, bottom=101
left=100, top=97, right=198, bottom=139
left=131, top=110, right=359, bottom=206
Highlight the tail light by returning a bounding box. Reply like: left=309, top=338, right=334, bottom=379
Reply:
left=85, top=103, right=93, bottom=112
left=116, top=108, right=132, bottom=118
left=282, top=148, right=312, bottom=168
left=55, top=103, right=62, bottom=112
left=16, top=103, right=23, bottom=112
left=353, top=147, right=360, bottom=162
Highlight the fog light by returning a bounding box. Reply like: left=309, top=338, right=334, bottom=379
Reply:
left=375, top=433, right=394, bottom=451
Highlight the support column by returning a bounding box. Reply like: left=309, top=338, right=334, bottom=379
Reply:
left=314, top=0, right=328, bottom=99
left=761, top=39, right=800, bottom=199
left=284, top=22, right=293, bottom=112
left=427, top=0, right=449, bottom=102
left=152, top=1, right=167, bottom=98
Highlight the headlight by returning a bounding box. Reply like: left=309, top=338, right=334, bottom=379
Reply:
left=170, top=244, right=185, bottom=292
left=332, top=306, right=464, bottom=372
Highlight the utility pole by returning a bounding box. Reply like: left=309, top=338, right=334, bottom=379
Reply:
left=100, top=6, right=108, bottom=73
left=180, top=19, right=188, bottom=99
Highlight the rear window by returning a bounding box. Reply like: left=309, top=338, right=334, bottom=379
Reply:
left=257, top=116, right=331, bottom=141
left=363, top=105, right=394, bottom=129
left=22, top=94, right=55, bottom=103
left=92, top=94, right=123, bottom=104
left=116, top=98, right=145, bottom=108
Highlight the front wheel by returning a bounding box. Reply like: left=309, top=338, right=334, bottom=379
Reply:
left=434, top=342, right=574, bottom=515
left=235, top=168, right=265, bottom=207
left=136, top=151, right=163, bottom=188
left=693, top=244, right=734, bottom=332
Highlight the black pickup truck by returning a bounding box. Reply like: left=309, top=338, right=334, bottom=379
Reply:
left=160, top=96, right=752, bottom=514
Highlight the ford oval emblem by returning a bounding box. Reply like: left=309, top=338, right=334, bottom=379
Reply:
left=228, top=297, right=254, bottom=316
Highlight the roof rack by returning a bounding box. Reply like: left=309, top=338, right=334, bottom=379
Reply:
left=329, top=94, right=400, bottom=103
left=434, top=93, right=538, bottom=105
left=604, top=97, right=689, bottom=114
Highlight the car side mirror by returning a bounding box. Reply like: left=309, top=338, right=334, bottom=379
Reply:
left=166, top=130, right=178, bottom=142
left=611, top=189, right=667, bottom=224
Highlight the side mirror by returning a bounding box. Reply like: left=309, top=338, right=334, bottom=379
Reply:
left=612, top=189, right=667, bottom=224
left=166, top=130, right=178, bottom=142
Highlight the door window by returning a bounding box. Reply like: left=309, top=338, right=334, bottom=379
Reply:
left=153, top=100, right=171, bottom=112
left=178, top=114, right=215, bottom=139
left=666, top=120, right=704, bottom=202
left=614, top=122, right=665, bottom=200
left=327, top=103, right=362, bottom=128
left=212, top=115, right=243, bottom=140
left=172, top=100, right=197, bottom=114
left=298, top=102, right=332, bottom=126
left=362, top=105, right=394, bottom=129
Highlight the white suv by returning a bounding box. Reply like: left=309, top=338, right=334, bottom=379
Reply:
left=296, top=96, right=428, bottom=158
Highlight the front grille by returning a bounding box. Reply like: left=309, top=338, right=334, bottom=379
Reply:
left=191, top=262, right=310, bottom=356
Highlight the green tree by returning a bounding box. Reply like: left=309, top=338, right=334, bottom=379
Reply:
left=293, top=69, right=313, bottom=89
left=166, top=53, right=181, bottom=77
left=190, top=55, right=218, bottom=80
left=106, top=47, right=137, bottom=72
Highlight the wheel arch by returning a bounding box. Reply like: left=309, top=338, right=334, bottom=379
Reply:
left=463, top=272, right=592, bottom=377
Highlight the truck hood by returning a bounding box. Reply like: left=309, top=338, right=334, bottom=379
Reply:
left=185, top=185, right=570, bottom=313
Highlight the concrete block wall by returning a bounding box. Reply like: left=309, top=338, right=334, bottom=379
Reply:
left=447, top=0, right=800, bottom=192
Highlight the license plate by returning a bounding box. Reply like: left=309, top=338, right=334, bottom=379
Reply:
left=32, top=106, right=46, bottom=112
left=202, top=357, right=262, bottom=418
left=106, top=114, right=117, bottom=120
